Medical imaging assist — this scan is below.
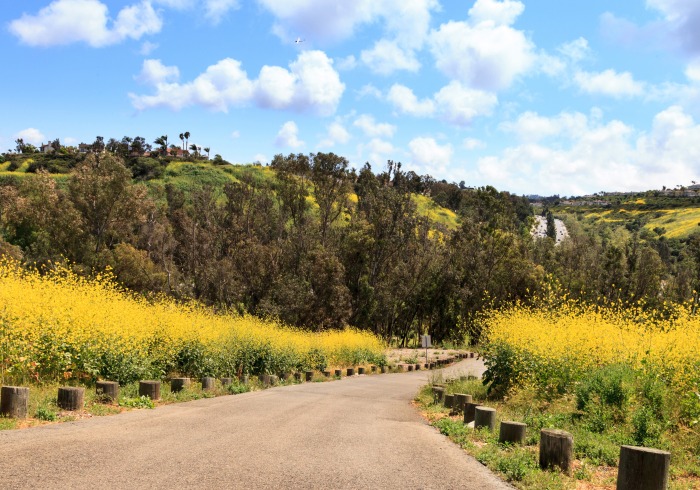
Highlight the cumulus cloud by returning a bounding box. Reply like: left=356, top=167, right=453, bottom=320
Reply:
left=360, top=40, right=421, bottom=75
left=686, top=59, right=700, bottom=82
left=318, top=121, right=351, bottom=147
left=353, top=114, right=396, bottom=138
left=558, top=37, right=591, bottom=62
left=428, top=0, right=535, bottom=91
left=500, top=110, right=589, bottom=142
left=433, top=82, right=498, bottom=126
left=275, top=121, right=304, bottom=148
left=574, top=69, right=645, bottom=98
left=130, top=50, right=345, bottom=115
left=358, top=138, right=395, bottom=168
left=463, top=138, right=486, bottom=150
left=13, top=128, right=46, bottom=146
left=203, top=0, right=240, bottom=23
left=387, top=82, right=496, bottom=126
left=474, top=106, right=700, bottom=195
left=387, top=84, right=435, bottom=117
left=9, top=0, right=162, bottom=47
left=408, top=137, right=453, bottom=174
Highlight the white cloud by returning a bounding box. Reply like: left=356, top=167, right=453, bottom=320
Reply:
left=131, top=50, right=344, bottom=115
left=13, top=128, right=46, bottom=146
left=361, top=39, right=420, bottom=75
left=231, top=130, right=241, bottom=139
left=474, top=106, right=700, bottom=195
left=359, top=138, right=396, bottom=168
left=357, top=84, right=382, bottom=99
left=574, top=69, right=645, bottom=98
left=336, top=55, right=357, bottom=71
left=463, top=138, right=486, bottom=150
left=467, top=0, right=524, bottom=26
left=686, top=59, right=700, bottom=82
left=9, top=0, right=162, bottom=47
left=136, top=59, right=180, bottom=85
left=140, top=41, right=159, bottom=55
left=387, top=84, right=435, bottom=117
left=253, top=153, right=268, bottom=164
left=275, top=121, right=304, bottom=148
left=433, top=81, right=498, bottom=126
left=318, top=121, right=351, bottom=147
left=203, top=0, right=240, bottom=23
left=428, top=2, right=535, bottom=91
left=408, top=137, right=453, bottom=174
left=558, top=37, right=591, bottom=62
left=500, top=111, right=589, bottom=142
left=353, top=114, right=396, bottom=138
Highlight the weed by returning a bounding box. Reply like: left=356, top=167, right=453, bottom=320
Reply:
left=35, top=405, right=57, bottom=421
left=119, top=395, right=155, bottom=409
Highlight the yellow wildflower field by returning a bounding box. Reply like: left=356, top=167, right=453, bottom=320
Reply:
left=0, top=259, right=385, bottom=384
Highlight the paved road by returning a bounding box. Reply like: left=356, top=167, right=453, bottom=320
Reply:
left=0, top=360, right=510, bottom=489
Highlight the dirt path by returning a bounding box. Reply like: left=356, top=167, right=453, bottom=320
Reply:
left=0, top=360, right=510, bottom=489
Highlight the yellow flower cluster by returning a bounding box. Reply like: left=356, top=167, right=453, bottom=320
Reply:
left=484, top=298, right=700, bottom=394
left=0, top=259, right=384, bottom=384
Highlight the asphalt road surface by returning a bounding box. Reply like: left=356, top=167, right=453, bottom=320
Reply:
left=0, top=359, right=511, bottom=489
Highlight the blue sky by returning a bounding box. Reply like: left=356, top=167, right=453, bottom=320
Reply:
left=2, top=0, right=700, bottom=196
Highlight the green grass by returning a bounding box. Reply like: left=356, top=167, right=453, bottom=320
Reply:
left=413, top=194, right=460, bottom=229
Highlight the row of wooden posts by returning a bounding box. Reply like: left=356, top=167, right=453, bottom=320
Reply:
left=0, top=353, right=472, bottom=420
left=433, top=385, right=671, bottom=490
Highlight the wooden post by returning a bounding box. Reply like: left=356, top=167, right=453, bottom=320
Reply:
left=444, top=394, right=454, bottom=409
left=371, top=366, right=377, bottom=373
left=269, top=375, right=279, bottom=385
left=347, top=368, right=355, bottom=376
left=358, top=367, right=365, bottom=375
left=322, top=370, right=331, bottom=377
left=499, top=421, right=527, bottom=444
left=415, top=364, right=421, bottom=370
left=241, top=374, right=250, bottom=384
left=293, top=372, right=302, bottom=382
left=95, top=381, right=119, bottom=402
left=305, top=371, right=314, bottom=382
left=470, top=352, right=475, bottom=358
left=259, top=374, right=271, bottom=385
left=57, top=387, right=85, bottom=411
left=0, top=386, right=29, bottom=418
left=407, top=365, right=414, bottom=372
left=139, top=380, right=161, bottom=401
left=432, top=386, right=445, bottom=404
left=454, top=393, right=472, bottom=414
left=475, top=406, right=496, bottom=431
left=221, top=377, right=233, bottom=386
left=334, top=369, right=342, bottom=377
left=616, top=445, right=670, bottom=490
left=201, top=377, right=215, bottom=391
left=464, top=402, right=478, bottom=424
left=170, top=378, right=190, bottom=393
left=539, top=429, right=573, bottom=473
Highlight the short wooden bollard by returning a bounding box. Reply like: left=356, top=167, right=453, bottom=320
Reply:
left=241, top=374, right=250, bottom=384
left=470, top=352, right=475, bottom=358
left=474, top=406, right=496, bottom=431
left=96, top=381, right=119, bottom=401
left=221, top=377, right=233, bottom=386
left=408, top=365, right=414, bottom=372
left=380, top=366, right=388, bottom=373
left=396, top=364, right=405, bottom=372
left=432, top=386, right=445, bottom=403
left=454, top=393, right=471, bottom=414
left=323, top=370, right=331, bottom=377
left=358, top=367, right=365, bottom=375
left=616, top=445, right=670, bottom=490
left=202, top=377, right=215, bottom=390
left=415, top=364, right=421, bottom=370
left=171, top=378, right=190, bottom=393
left=259, top=374, right=271, bottom=385
left=347, top=368, right=355, bottom=376
left=305, top=371, right=314, bottom=382
left=499, top=421, right=527, bottom=444
left=57, top=387, right=85, bottom=411
left=444, top=394, right=454, bottom=409
left=539, top=429, right=573, bottom=473
left=464, top=402, right=478, bottom=423
left=334, top=369, right=342, bottom=377
left=371, top=365, right=377, bottom=373
left=269, top=375, right=279, bottom=385
left=1, top=386, right=29, bottom=418
left=293, top=373, right=301, bottom=382
left=139, top=380, right=161, bottom=401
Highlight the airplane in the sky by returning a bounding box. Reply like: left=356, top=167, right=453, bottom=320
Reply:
left=294, top=37, right=305, bottom=44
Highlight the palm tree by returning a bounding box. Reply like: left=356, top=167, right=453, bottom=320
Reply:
left=179, top=133, right=185, bottom=150
left=184, top=131, right=190, bottom=151
left=189, top=143, right=198, bottom=158
left=154, top=135, right=168, bottom=156
left=204, top=147, right=210, bottom=159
